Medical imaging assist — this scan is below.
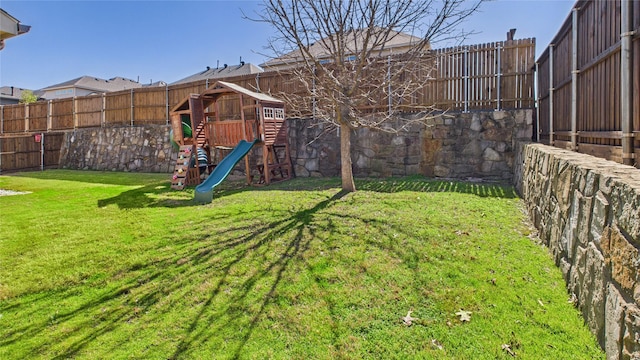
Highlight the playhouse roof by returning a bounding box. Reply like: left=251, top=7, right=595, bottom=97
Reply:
left=202, top=81, right=284, bottom=105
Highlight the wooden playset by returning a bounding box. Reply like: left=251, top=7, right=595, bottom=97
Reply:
left=169, top=81, right=292, bottom=190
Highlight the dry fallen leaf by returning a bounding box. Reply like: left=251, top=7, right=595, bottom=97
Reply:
left=455, top=309, right=472, bottom=322
left=402, top=310, right=416, bottom=326
left=431, top=339, right=444, bottom=350
left=501, top=343, right=516, bottom=357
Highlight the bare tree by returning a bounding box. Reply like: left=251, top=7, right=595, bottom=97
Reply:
left=254, top=0, right=483, bottom=192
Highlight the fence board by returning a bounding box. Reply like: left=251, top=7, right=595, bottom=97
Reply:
left=50, top=98, right=74, bottom=130
left=28, top=102, right=48, bottom=131
left=76, top=95, right=103, bottom=128
left=105, top=91, right=131, bottom=126
left=1, top=104, right=26, bottom=133
left=133, top=86, right=168, bottom=125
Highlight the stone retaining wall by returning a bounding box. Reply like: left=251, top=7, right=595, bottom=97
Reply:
left=515, top=143, right=640, bottom=359
left=57, top=109, right=533, bottom=182
left=59, top=126, right=175, bottom=173
left=289, top=109, right=533, bottom=181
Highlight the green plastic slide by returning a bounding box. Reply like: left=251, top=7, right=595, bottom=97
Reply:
left=194, top=140, right=257, bottom=203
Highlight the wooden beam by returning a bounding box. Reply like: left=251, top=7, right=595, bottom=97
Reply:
left=578, top=143, right=623, bottom=163
left=578, top=131, right=623, bottom=139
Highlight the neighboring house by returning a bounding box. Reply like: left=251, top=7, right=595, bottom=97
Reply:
left=260, top=28, right=427, bottom=71
left=0, top=86, right=43, bottom=105
left=0, top=8, right=30, bottom=51
left=171, top=62, right=263, bottom=85
left=40, top=76, right=162, bottom=100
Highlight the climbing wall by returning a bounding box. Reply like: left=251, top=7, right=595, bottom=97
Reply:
left=171, top=145, right=194, bottom=190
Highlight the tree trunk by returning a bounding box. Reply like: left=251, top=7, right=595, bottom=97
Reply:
left=340, top=121, right=356, bottom=192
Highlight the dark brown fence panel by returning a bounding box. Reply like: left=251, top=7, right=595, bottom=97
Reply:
left=0, top=133, right=65, bottom=173
left=133, top=87, right=168, bottom=125
left=76, top=95, right=103, bottom=128
left=105, top=91, right=132, bottom=126
left=1, top=104, right=26, bottom=133
left=537, top=50, right=550, bottom=144
left=43, top=132, right=65, bottom=168
left=0, top=135, right=40, bottom=172
left=28, top=102, right=48, bottom=132
left=536, top=0, right=637, bottom=166
left=552, top=26, right=573, bottom=149
left=50, top=98, right=74, bottom=130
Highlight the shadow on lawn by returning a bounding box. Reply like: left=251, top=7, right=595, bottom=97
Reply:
left=169, top=190, right=348, bottom=359
left=356, top=177, right=518, bottom=198
left=97, top=176, right=517, bottom=210
left=2, top=191, right=347, bottom=359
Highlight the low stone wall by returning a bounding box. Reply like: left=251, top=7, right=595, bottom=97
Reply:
left=290, top=109, right=533, bottom=181
left=59, top=126, right=175, bottom=173
left=516, top=143, right=640, bottom=359
left=57, top=109, right=532, bottom=182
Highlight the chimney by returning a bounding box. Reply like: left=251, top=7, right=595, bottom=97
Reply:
left=507, top=28, right=516, bottom=41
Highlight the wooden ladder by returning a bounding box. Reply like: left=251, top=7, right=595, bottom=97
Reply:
left=171, top=145, right=194, bottom=190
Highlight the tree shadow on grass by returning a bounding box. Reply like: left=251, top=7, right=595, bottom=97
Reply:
left=96, top=182, right=195, bottom=209
left=2, top=191, right=347, bottom=359
left=96, top=176, right=517, bottom=210
left=169, top=190, right=348, bottom=359
left=356, top=176, right=518, bottom=198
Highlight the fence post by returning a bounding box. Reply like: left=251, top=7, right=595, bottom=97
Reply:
left=549, top=44, right=555, bottom=146
left=496, top=43, right=502, bottom=111
left=535, top=62, right=541, bottom=142
left=165, top=85, right=169, bottom=125
left=130, top=88, right=134, bottom=127
left=571, top=7, right=579, bottom=151
left=101, top=93, right=106, bottom=127
left=40, top=133, right=44, bottom=171
left=47, top=100, right=52, bottom=131
left=25, top=103, right=29, bottom=133
left=73, top=97, right=78, bottom=129
left=464, top=47, right=469, bottom=113
left=621, top=0, right=634, bottom=165
left=0, top=105, right=3, bottom=134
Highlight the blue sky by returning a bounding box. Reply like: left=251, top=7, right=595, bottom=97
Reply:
left=0, top=0, right=574, bottom=90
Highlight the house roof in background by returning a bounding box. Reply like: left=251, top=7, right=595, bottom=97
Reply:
left=260, top=28, right=425, bottom=68
left=0, top=86, right=43, bottom=101
left=41, top=76, right=144, bottom=92
left=171, top=63, right=263, bottom=85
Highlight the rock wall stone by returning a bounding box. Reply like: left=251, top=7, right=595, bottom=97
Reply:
left=289, top=109, right=533, bottom=181
left=515, top=144, right=640, bottom=359
left=59, top=125, right=175, bottom=173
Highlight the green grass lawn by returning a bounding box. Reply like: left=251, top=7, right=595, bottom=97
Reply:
left=0, top=170, right=603, bottom=359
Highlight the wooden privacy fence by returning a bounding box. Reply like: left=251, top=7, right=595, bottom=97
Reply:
left=536, top=0, right=639, bottom=167
left=0, top=38, right=535, bottom=137
left=0, top=132, right=65, bottom=173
